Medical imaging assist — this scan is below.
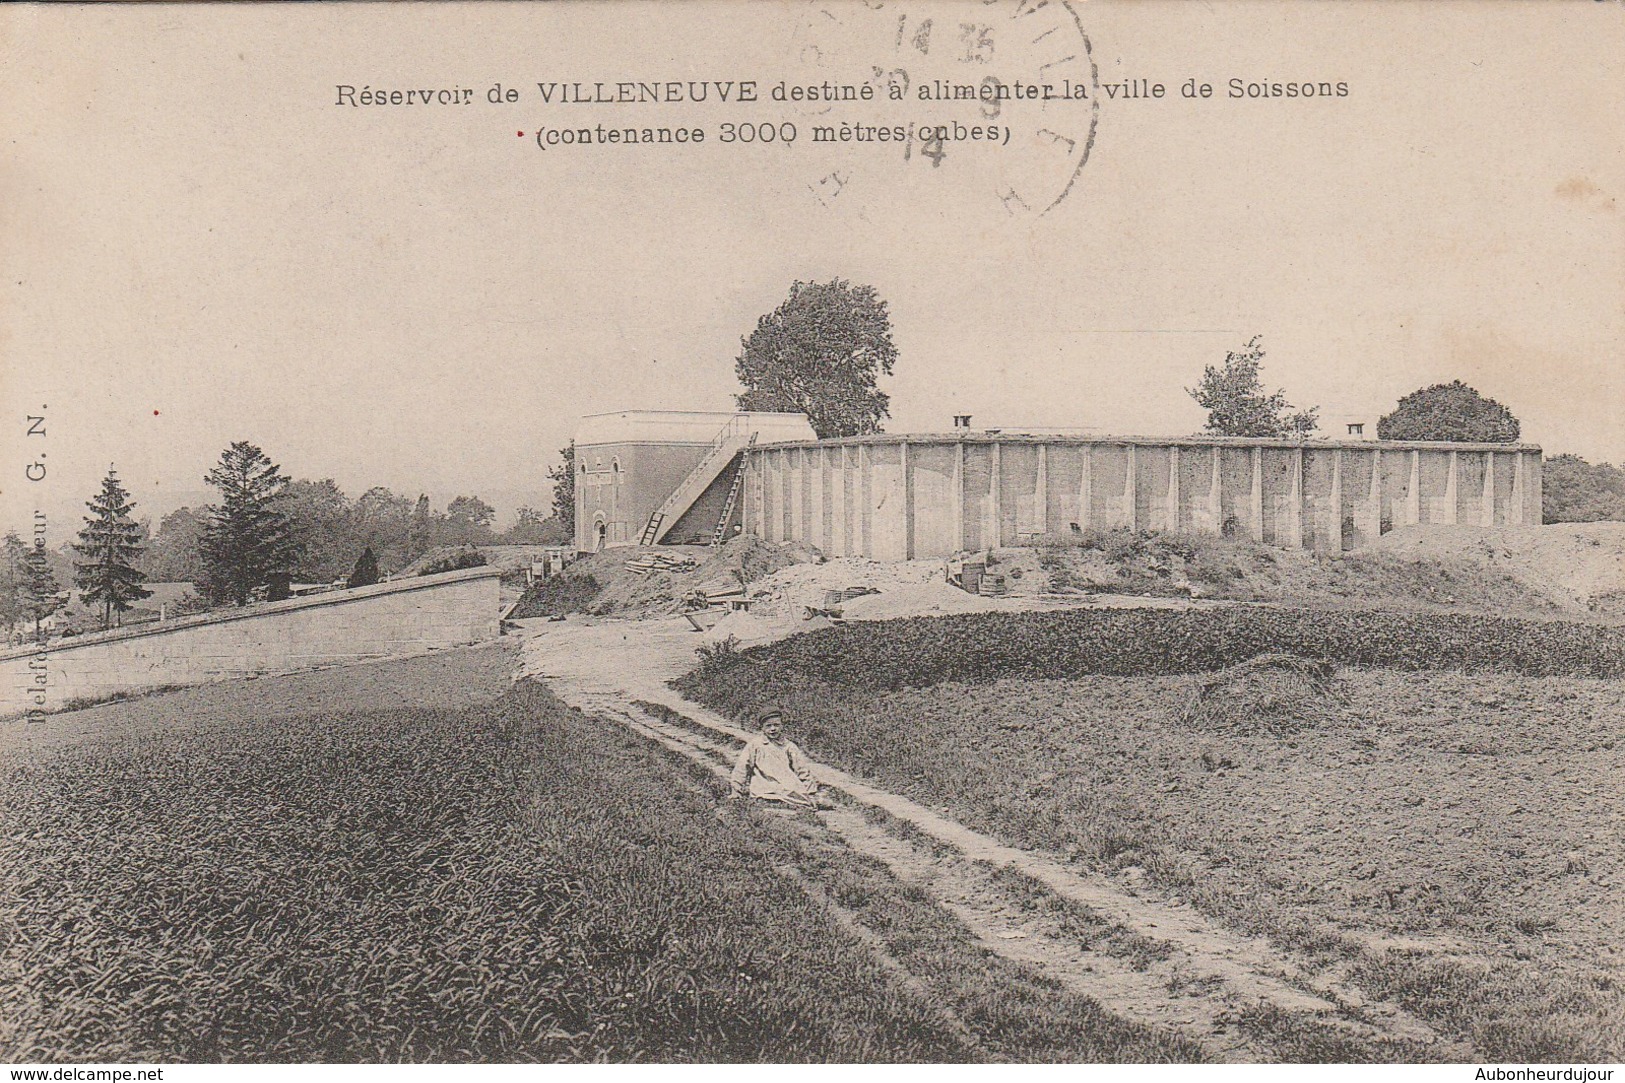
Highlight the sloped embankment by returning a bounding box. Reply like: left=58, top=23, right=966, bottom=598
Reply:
left=1366, top=523, right=1625, bottom=617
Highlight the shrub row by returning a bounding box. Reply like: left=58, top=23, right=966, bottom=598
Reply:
left=685, top=605, right=1625, bottom=692
left=415, top=546, right=488, bottom=577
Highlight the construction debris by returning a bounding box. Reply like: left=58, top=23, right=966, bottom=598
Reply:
left=624, top=552, right=700, bottom=576
left=823, top=587, right=880, bottom=606
left=947, top=552, right=996, bottom=595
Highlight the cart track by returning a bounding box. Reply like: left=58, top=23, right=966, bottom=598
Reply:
left=519, top=617, right=1471, bottom=1061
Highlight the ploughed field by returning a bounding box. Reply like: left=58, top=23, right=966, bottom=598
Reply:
left=0, top=645, right=1189, bottom=1063
left=674, top=608, right=1625, bottom=1061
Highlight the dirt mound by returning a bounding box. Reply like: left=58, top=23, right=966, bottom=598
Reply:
left=512, top=536, right=825, bottom=620
left=738, top=558, right=949, bottom=621
left=1034, top=528, right=1569, bottom=617
left=700, top=609, right=780, bottom=646
left=1366, top=523, right=1625, bottom=617
left=1179, top=654, right=1344, bottom=736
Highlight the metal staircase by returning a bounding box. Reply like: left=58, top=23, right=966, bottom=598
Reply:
left=710, top=433, right=757, bottom=547
left=640, top=415, right=757, bottom=546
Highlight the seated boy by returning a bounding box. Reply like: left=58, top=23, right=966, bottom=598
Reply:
left=729, top=705, right=827, bottom=809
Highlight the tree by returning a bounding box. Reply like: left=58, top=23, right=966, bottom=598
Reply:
left=1541, top=454, right=1625, bottom=523
left=504, top=506, right=569, bottom=546
left=353, top=487, right=416, bottom=573
left=0, top=531, right=27, bottom=637
left=1377, top=380, right=1520, bottom=442
left=19, top=542, right=63, bottom=642
left=143, top=508, right=208, bottom=583
left=280, top=478, right=357, bottom=582
left=407, top=494, right=437, bottom=559
left=72, top=467, right=152, bottom=630
left=548, top=442, right=576, bottom=538
left=1187, top=336, right=1318, bottom=438
left=198, top=442, right=304, bottom=606
left=444, top=496, right=496, bottom=545
left=734, top=279, right=898, bottom=438
left=346, top=546, right=381, bottom=589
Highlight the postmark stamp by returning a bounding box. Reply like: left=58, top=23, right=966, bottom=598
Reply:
left=790, top=0, right=1101, bottom=219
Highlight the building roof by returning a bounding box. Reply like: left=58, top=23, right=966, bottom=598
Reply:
left=750, top=432, right=1543, bottom=454
left=576, top=410, right=816, bottom=447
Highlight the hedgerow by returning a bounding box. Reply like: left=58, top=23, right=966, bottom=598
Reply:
left=678, top=606, right=1625, bottom=699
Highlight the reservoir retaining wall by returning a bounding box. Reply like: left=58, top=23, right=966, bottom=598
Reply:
left=741, top=434, right=1543, bottom=560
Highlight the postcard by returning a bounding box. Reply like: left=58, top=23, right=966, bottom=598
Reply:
left=2, top=0, right=1621, bottom=1072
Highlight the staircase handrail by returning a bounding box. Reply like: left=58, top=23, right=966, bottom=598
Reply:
left=652, top=415, right=754, bottom=523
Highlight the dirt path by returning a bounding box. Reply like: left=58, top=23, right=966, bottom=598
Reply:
left=517, top=616, right=1471, bottom=1061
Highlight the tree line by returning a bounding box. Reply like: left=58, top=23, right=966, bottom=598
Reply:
left=1, top=442, right=570, bottom=642
left=145, top=462, right=567, bottom=588
left=1184, top=338, right=1619, bottom=522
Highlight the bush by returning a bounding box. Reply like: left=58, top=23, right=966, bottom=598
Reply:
left=171, top=590, right=210, bottom=617
left=510, top=574, right=601, bottom=619
left=696, top=635, right=740, bottom=664
left=415, top=547, right=487, bottom=577
left=1036, top=547, right=1077, bottom=592
left=1101, top=530, right=1148, bottom=564
left=1178, top=654, right=1343, bottom=736
left=1377, top=380, right=1520, bottom=443
left=1543, top=454, right=1625, bottom=523
left=1186, top=554, right=1243, bottom=586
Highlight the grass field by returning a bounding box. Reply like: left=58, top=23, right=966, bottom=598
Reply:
left=0, top=646, right=1194, bottom=1063
left=675, top=652, right=1625, bottom=1061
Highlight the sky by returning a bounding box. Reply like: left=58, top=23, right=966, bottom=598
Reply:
left=2, top=0, right=1621, bottom=541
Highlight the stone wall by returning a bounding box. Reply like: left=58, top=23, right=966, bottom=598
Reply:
left=2, top=566, right=502, bottom=718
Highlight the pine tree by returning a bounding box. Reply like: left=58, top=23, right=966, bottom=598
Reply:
left=407, top=495, right=436, bottom=560
left=199, top=442, right=304, bottom=606
left=73, top=467, right=153, bottom=630
left=19, top=542, right=63, bottom=642
left=346, top=546, right=381, bottom=589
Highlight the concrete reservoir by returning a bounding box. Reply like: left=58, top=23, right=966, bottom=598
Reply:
left=739, top=434, right=1544, bottom=559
